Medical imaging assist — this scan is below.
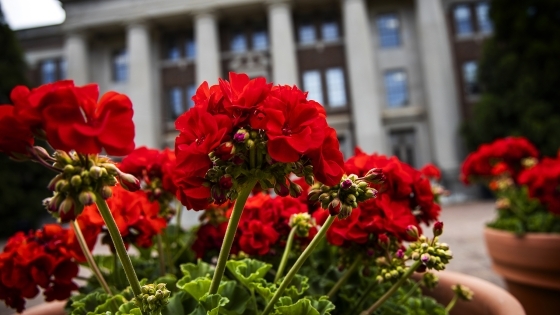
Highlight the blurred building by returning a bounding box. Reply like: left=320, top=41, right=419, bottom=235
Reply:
left=15, top=0, right=492, bottom=190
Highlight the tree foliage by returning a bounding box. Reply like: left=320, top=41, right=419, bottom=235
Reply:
left=462, top=0, right=560, bottom=157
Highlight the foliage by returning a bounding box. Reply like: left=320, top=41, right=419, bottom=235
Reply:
left=462, top=0, right=560, bottom=156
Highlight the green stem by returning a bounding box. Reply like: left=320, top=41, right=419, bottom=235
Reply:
left=95, top=194, right=143, bottom=298
left=71, top=220, right=113, bottom=295
left=346, top=281, right=377, bottom=315
left=156, top=234, right=166, bottom=275
left=360, top=261, right=422, bottom=315
left=208, top=178, right=258, bottom=294
left=176, top=201, right=183, bottom=237
left=262, top=215, right=337, bottom=315
left=399, top=281, right=420, bottom=302
left=445, top=294, right=459, bottom=313
left=327, top=254, right=361, bottom=299
left=274, top=227, right=297, bottom=283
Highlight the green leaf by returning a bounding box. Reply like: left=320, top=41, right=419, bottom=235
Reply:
left=115, top=301, right=142, bottom=315
left=189, top=294, right=229, bottom=315
left=279, top=274, right=309, bottom=301
left=68, top=290, right=127, bottom=315
left=225, top=259, right=272, bottom=290
left=162, top=291, right=198, bottom=315
left=216, top=281, right=251, bottom=315
left=180, top=260, right=215, bottom=282
left=273, top=298, right=320, bottom=315
left=309, top=296, right=335, bottom=315
left=253, top=279, right=277, bottom=302
left=181, top=277, right=212, bottom=301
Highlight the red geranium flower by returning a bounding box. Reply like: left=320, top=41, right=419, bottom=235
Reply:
left=420, top=163, right=441, bottom=181
left=307, top=127, right=345, bottom=186
left=518, top=156, right=560, bottom=215
left=0, top=105, right=34, bottom=157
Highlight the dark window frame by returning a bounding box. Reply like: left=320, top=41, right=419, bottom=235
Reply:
left=376, top=12, right=402, bottom=48
left=383, top=69, right=410, bottom=108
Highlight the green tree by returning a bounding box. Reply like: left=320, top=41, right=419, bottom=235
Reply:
left=0, top=7, right=53, bottom=237
left=462, top=0, right=560, bottom=156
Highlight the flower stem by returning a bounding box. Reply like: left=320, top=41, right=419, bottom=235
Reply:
left=327, top=254, right=361, bottom=299
left=398, top=280, right=420, bottom=302
left=94, top=194, right=143, bottom=298
left=156, top=234, right=166, bottom=275
left=71, top=220, right=113, bottom=295
left=262, top=215, right=336, bottom=315
left=208, top=178, right=258, bottom=294
left=445, top=294, right=459, bottom=313
left=360, top=261, right=421, bottom=315
left=274, top=226, right=297, bottom=283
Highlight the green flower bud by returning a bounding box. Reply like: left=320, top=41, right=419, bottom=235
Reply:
left=71, top=175, right=82, bottom=188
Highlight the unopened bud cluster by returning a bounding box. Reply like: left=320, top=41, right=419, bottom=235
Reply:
left=409, top=235, right=452, bottom=272
left=289, top=213, right=314, bottom=237
left=375, top=256, right=408, bottom=284
left=451, top=284, right=474, bottom=301
left=308, top=169, right=384, bottom=219
left=43, top=150, right=139, bottom=222
left=204, top=127, right=312, bottom=204
left=136, top=283, right=171, bottom=314
left=420, top=272, right=439, bottom=290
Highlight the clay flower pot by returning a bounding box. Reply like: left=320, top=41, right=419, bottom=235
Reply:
left=484, top=227, right=560, bottom=315
left=13, top=301, right=66, bottom=315
left=419, top=270, right=525, bottom=315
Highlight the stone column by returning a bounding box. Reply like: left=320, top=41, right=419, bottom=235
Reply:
left=267, top=0, right=298, bottom=85
left=194, top=11, right=221, bottom=84
left=341, top=0, right=386, bottom=154
left=415, top=0, right=460, bottom=173
left=127, top=21, right=160, bottom=148
left=63, top=32, right=89, bottom=85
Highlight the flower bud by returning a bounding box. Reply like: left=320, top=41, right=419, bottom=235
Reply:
left=338, top=204, right=353, bottom=219
left=70, top=175, right=82, bottom=188
left=47, top=174, right=64, bottom=191
left=215, top=142, right=235, bottom=160
left=363, top=168, right=385, bottom=184
left=433, top=221, right=444, bottom=237
left=365, top=189, right=377, bottom=198
left=78, top=191, right=96, bottom=206
left=100, top=186, right=113, bottom=199
left=396, top=249, right=404, bottom=259
left=54, top=150, right=72, bottom=164
left=89, top=166, right=103, bottom=179
left=289, top=182, right=303, bottom=198
left=274, top=181, right=290, bottom=197
left=378, top=234, right=389, bottom=247
left=101, top=163, right=119, bottom=175
left=341, top=179, right=352, bottom=190
left=421, top=253, right=431, bottom=263
left=452, top=284, right=474, bottom=301
left=55, top=179, right=69, bottom=193
left=44, top=194, right=63, bottom=212
left=308, top=189, right=321, bottom=202
left=211, top=186, right=227, bottom=204
left=406, top=225, right=419, bottom=239
left=59, top=196, right=75, bottom=215
left=305, top=174, right=314, bottom=186
left=33, top=146, right=52, bottom=161
left=234, top=129, right=249, bottom=142
left=328, top=198, right=342, bottom=216
left=118, top=172, right=141, bottom=192
left=219, top=175, right=234, bottom=190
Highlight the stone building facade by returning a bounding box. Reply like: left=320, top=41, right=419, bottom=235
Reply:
left=16, top=0, right=492, bottom=193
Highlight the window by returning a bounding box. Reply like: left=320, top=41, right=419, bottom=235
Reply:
left=168, top=87, right=184, bottom=120
left=231, top=32, right=247, bottom=52
left=384, top=70, right=409, bottom=107
left=185, top=38, right=196, bottom=59
left=59, top=59, right=67, bottom=80
left=302, top=70, right=323, bottom=104
left=325, top=68, right=347, bottom=107
left=252, top=30, right=268, bottom=51
left=377, top=13, right=401, bottom=48
left=476, top=2, right=493, bottom=33
left=186, top=85, right=196, bottom=109
left=299, top=23, right=316, bottom=44
left=112, top=49, right=128, bottom=82
left=167, top=40, right=181, bottom=60
left=321, top=20, right=339, bottom=42
left=454, top=4, right=473, bottom=36
left=390, top=130, right=416, bottom=167
left=41, top=59, right=57, bottom=84
left=462, top=61, right=480, bottom=95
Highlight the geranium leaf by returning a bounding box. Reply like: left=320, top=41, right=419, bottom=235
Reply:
left=68, top=290, right=127, bottom=315
left=180, top=260, right=215, bottom=282
left=188, top=294, right=229, bottom=315
left=253, top=278, right=277, bottom=302
left=225, top=258, right=272, bottom=290
left=216, top=280, right=251, bottom=315
left=309, top=296, right=336, bottom=315
left=278, top=274, right=309, bottom=300
left=115, top=301, right=142, bottom=315
left=272, top=298, right=320, bottom=315
left=181, top=277, right=212, bottom=301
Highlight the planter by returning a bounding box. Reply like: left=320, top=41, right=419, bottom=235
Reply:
left=484, top=227, right=560, bottom=315
left=418, top=270, right=525, bottom=315
left=16, top=271, right=523, bottom=315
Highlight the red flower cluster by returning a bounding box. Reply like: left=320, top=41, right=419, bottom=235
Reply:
left=0, top=80, right=135, bottom=157
left=192, top=192, right=316, bottom=258
left=119, top=146, right=177, bottom=196
left=518, top=156, right=560, bottom=215
left=420, top=163, right=441, bottom=181
left=174, top=72, right=344, bottom=210
left=83, top=185, right=167, bottom=248
left=461, top=137, right=539, bottom=184
left=314, top=148, right=441, bottom=247
left=0, top=225, right=81, bottom=312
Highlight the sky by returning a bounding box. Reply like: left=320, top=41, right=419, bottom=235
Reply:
left=1, top=0, right=65, bottom=30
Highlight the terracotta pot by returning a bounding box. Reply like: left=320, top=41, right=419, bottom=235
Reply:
left=484, top=227, right=560, bottom=315
left=417, top=270, right=525, bottom=315
left=12, top=301, right=66, bottom=315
